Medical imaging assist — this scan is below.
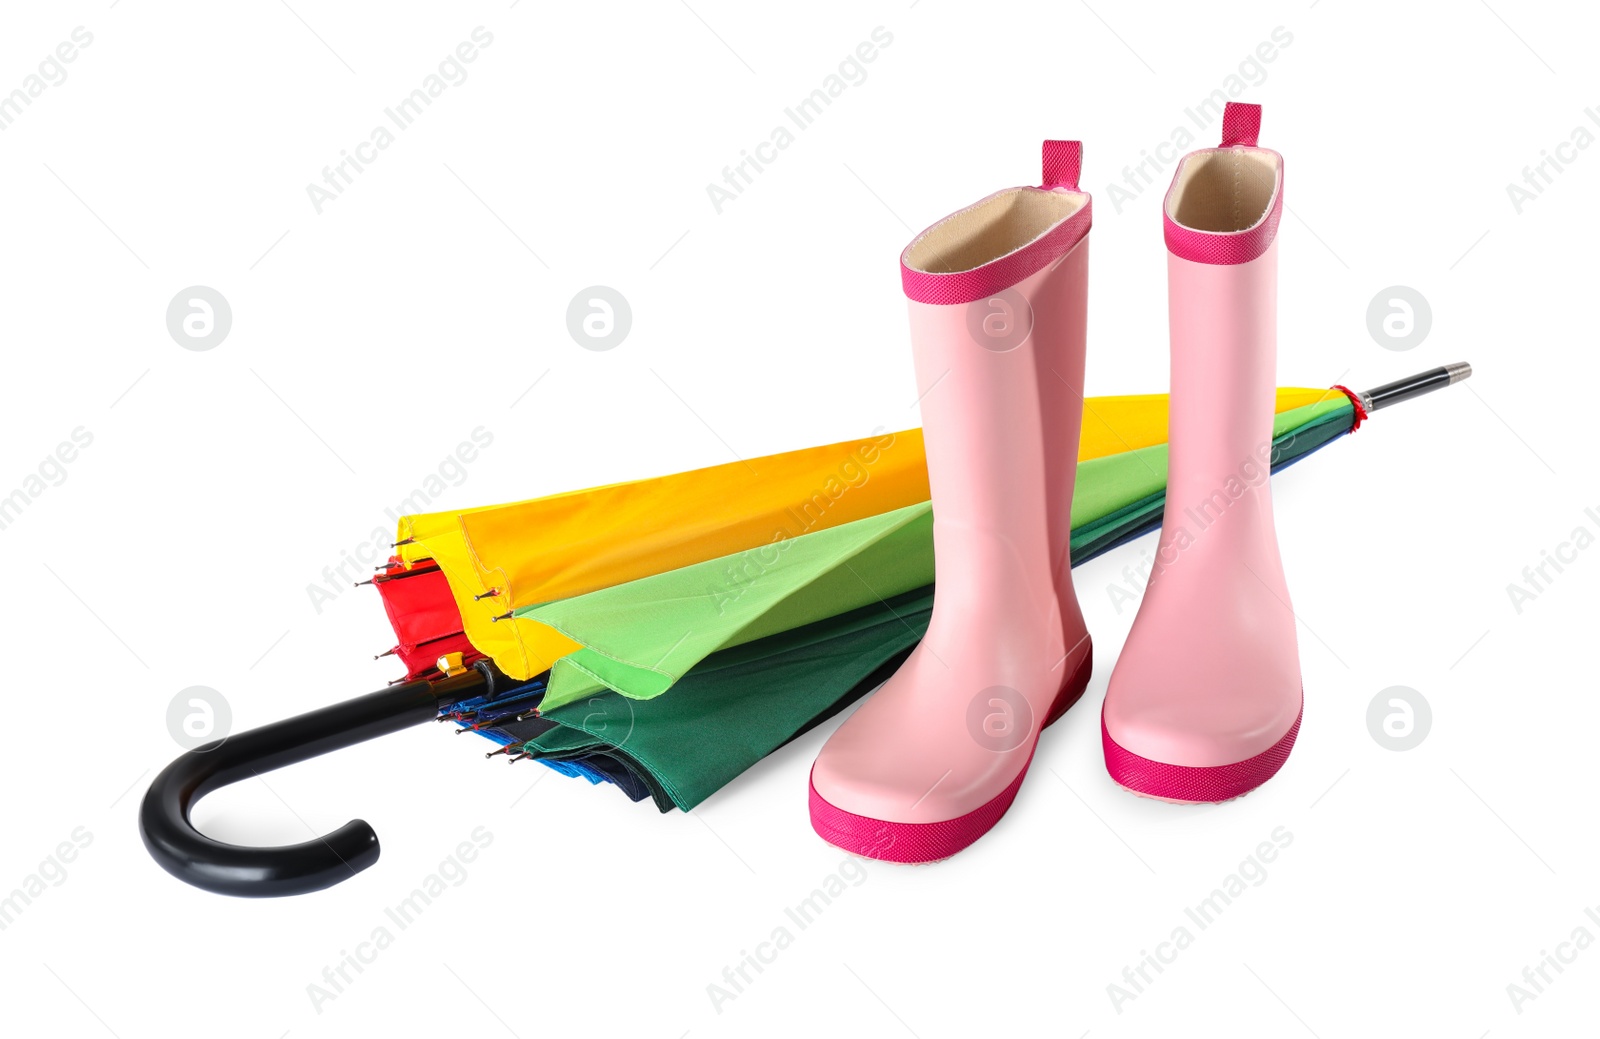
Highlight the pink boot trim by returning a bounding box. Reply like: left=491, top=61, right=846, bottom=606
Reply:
left=1101, top=701, right=1302, bottom=804
left=809, top=650, right=1092, bottom=864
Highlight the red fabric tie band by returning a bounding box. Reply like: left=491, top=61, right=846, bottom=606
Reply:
left=1331, top=384, right=1369, bottom=431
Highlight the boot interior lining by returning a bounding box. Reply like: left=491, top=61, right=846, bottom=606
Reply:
left=904, top=188, right=1087, bottom=274
left=1166, top=150, right=1280, bottom=232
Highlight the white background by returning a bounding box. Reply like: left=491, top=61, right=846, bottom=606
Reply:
left=2, top=1, right=1596, bottom=1036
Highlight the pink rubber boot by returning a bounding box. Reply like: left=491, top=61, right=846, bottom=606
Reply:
left=809, top=142, right=1094, bottom=862
left=1101, top=103, right=1302, bottom=803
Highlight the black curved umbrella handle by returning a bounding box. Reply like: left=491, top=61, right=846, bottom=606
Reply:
left=140, top=670, right=487, bottom=898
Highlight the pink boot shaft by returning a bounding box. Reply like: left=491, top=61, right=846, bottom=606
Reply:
left=810, top=142, right=1095, bottom=861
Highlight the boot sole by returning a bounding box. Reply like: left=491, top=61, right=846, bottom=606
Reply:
left=808, top=646, right=1093, bottom=864
left=1101, top=697, right=1302, bottom=804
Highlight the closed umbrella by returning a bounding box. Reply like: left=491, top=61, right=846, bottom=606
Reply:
left=139, top=365, right=1468, bottom=896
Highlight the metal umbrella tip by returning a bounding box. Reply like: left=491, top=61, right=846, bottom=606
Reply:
left=1445, top=361, right=1472, bottom=384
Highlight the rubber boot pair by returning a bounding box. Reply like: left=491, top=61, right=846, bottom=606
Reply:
left=810, top=103, right=1301, bottom=863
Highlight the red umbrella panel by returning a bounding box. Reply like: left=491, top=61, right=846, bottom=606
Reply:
left=370, top=562, right=479, bottom=681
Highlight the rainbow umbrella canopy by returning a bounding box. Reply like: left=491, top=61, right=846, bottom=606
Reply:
left=381, top=366, right=1470, bottom=811
left=140, top=364, right=1469, bottom=895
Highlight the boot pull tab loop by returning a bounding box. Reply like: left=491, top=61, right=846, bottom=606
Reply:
left=1041, top=140, right=1082, bottom=191
left=1220, top=103, right=1262, bottom=147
